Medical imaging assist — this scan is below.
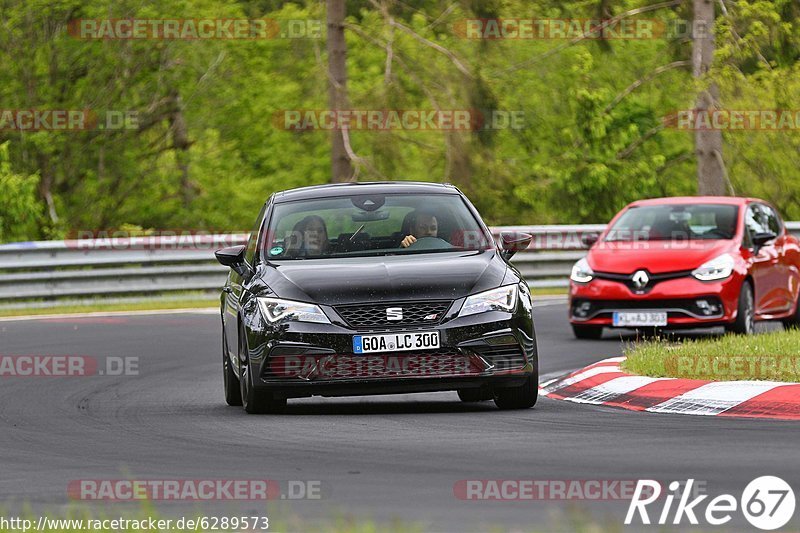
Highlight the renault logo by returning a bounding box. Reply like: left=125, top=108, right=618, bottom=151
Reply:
left=631, top=270, right=650, bottom=290
left=386, top=307, right=403, bottom=321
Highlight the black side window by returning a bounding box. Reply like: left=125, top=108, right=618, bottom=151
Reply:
left=761, top=204, right=782, bottom=235
left=745, top=205, right=769, bottom=239
left=244, top=203, right=268, bottom=265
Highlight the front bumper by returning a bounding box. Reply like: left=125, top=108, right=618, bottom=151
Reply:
left=568, top=274, right=743, bottom=328
left=243, top=307, right=537, bottom=399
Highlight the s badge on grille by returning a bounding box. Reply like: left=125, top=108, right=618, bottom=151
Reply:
left=386, top=307, right=403, bottom=321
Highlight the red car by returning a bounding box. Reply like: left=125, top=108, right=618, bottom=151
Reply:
left=569, top=196, right=800, bottom=339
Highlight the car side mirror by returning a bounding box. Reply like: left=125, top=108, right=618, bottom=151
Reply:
left=499, top=231, right=533, bottom=260
left=752, top=232, right=777, bottom=252
left=215, top=245, right=250, bottom=277
left=581, top=233, right=599, bottom=248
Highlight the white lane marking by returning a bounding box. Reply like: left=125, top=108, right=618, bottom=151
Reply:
left=0, top=308, right=218, bottom=322
left=539, top=357, right=627, bottom=388
left=532, top=299, right=567, bottom=308
left=539, top=377, right=561, bottom=388
left=646, top=380, right=784, bottom=416
left=542, top=364, right=622, bottom=393
left=569, top=376, right=661, bottom=404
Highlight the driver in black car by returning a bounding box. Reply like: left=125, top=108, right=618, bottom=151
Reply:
left=400, top=210, right=439, bottom=248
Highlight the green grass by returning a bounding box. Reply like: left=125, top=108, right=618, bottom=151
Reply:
left=0, top=287, right=565, bottom=319
left=622, top=329, right=800, bottom=382
left=529, top=286, right=567, bottom=297
left=0, top=298, right=217, bottom=318
left=0, top=513, right=421, bottom=533
left=0, top=507, right=622, bottom=533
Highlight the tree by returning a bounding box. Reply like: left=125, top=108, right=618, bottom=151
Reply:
left=693, top=0, right=728, bottom=195
left=327, top=0, right=354, bottom=182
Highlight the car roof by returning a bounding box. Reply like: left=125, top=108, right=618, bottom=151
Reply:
left=272, top=181, right=459, bottom=203
left=628, top=196, right=758, bottom=207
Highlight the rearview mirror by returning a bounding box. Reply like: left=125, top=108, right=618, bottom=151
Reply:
left=499, top=231, right=533, bottom=260
left=215, top=245, right=249, bottom=277
left=352, top=209, right=390, bottom=222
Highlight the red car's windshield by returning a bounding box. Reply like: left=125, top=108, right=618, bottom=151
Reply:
left=605, top=204, right=739, bottom=242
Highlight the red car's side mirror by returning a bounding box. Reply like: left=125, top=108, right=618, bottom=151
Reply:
left=581, top=233, right=599, bottom=248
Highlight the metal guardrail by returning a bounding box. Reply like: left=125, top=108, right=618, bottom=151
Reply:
left=1, top=224, right=798, bottom=304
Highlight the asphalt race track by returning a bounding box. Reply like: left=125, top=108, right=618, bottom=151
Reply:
left=1, top=300, right=798, bottom=531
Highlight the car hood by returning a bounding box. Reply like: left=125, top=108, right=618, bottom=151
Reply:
left=257, top=250, right=508, bottom=306
left=587, top=240, right=736, bottom=274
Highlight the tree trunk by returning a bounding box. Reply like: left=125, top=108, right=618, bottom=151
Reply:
left=327, top=0, right=354, bottom=182
left=693, top=0, right=727, bottom=195
left=167, top=90, right=194, bottom=207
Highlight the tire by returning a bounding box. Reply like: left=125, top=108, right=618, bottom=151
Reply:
left=726, top=281, right=755, bottom=335
left=223, top=335, right=242, bottom=406
left=238, top=326, right=287, bottom=414
left=457, top=389, right=490, bottom=402
left=571, top=324, right=603, bottom=340
left=493, top=374, right=538, bottom=410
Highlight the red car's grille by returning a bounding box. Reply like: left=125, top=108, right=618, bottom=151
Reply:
left=265, top=351, right=482, bottom=380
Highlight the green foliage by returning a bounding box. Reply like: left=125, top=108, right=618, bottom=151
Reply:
left=623, top=329, right=800, bottom=382
left=1, top=0, right=799, bottom=241
left=0, top=142, right=42, bottom=242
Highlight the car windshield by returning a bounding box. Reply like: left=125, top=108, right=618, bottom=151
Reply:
left=605, top=204, right=739, bottom=242
left=260, top=193, right=494, bottom=260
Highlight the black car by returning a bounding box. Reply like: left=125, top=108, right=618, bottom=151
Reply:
left=215, top=181, right=538, bottom=413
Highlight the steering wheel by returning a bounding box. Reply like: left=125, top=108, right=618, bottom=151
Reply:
left=702, top=228, right=730, bottom=239
left=405, top=236, right=453, bottom=250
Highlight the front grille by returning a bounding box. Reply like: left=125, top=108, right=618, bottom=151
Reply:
left=264, top=350, right=480, bottom=380
left=335, top=301, right=452, bottom=329
left=571, top=298, right=724, bottom=320
left=594, top=270, right=692, bottom=293
left=470, top=345, right=527, bottom=371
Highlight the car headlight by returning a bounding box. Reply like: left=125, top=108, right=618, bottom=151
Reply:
left=257, top=297, right=331, bottom=324
left=570, top=257, right=594, bottom=283
left=458, top=285, right=518, bottom=318
left=692, top=253, right=735, bottom=281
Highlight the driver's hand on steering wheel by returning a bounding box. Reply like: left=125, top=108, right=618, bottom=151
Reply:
left=400, top=235, right=417, bottom=248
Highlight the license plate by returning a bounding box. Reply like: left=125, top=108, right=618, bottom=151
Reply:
left=353, top=331, right=440, bottom=354
left=612, top=311, right=668, bottom=327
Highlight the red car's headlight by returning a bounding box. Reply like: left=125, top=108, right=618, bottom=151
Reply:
left=692, top=253, right=735, bottom=281
left=570, top=257, right=594, bottom=284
